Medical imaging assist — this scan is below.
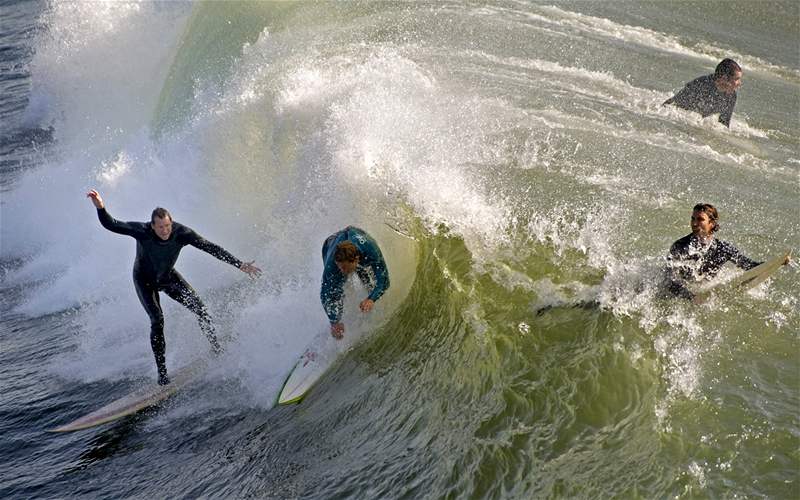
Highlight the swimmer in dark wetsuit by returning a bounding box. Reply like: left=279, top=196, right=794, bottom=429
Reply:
left=320, top=226, right=389, bottom=339
left=87, top=190, right=261, bottom=384
left=663, top=58, right=742, bottom=128
left=663, top=203, right=788, bottom=303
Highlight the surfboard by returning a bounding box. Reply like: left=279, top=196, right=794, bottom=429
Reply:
left=694, top=250, right=790, bottom=301
left=49, top=359, right=207, bottom=433
left=277, top=330, right=340, bottom=405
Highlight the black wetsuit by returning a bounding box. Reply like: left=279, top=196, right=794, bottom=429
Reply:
left=663, top=74, right=737, bottom=127
left=96, top=208, right=243, bottom=383
left=664, top=233, right=761, bottom=300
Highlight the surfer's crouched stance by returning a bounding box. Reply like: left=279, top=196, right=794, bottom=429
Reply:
left=87, top=190, right=261, bottom=385
left=321, top=226, right=389, bottom=339
left=662, top=203, right=787, bottom=303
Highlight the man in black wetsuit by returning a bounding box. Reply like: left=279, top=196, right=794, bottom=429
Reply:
left=663, top=58, right=742, bottom=128
left=664, top=203, right=775, bottom=303
left=87, top=189, right=261, bottom=385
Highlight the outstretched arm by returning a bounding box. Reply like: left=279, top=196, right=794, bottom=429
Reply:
left=87, top=189, right=105, bottom=209
left=187, top=231, right=261, bottom=278
left=86, top=189, right=146, bottom=238
left=663, top=78, right=701, bottom=109
left=662, top=85, right=687, bottom=107
left=721, top=241, right=761, bottom=271
left=239, top=261, right=262, bottom=277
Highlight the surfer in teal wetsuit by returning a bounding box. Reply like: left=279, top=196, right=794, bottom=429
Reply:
left=321, top=226, right=389, bottom=338
left=663, top=58, right=742, bottom=128
left=86, top=190, right=261, bottom=385
left=663, top=203, right=789, bottom=303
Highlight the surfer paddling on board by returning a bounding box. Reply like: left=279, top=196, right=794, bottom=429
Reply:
left=663, top=58, right=742, bottom=128
left=663, top=203, right=789, bottom=304
left=86, top=190, right=261, bottom=385
left=321, top=226, right=389, bottom=339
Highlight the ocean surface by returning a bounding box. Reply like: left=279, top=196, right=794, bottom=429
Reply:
left=1, top=1, right=798, bottom=498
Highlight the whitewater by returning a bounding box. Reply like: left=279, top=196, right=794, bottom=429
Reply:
left=1, top=1, right=798, bottom=498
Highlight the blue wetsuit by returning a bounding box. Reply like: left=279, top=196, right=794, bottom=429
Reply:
left=320, top=227, right=389, bottom=324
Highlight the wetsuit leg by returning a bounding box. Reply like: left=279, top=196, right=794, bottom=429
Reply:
left=161, top=271, right=222, bottom=354
left=134, top=277, right=170, bottom=385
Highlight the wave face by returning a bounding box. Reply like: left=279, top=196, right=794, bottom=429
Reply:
left=1, top=1, right=798, bottom=498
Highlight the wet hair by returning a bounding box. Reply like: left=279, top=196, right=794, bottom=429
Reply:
left=151, top=207, right=172, bottom=224
left=334, top=241, right=360, bottom=263
left=693, top=203, right=719, bottom=232
left=714, top=58, right=741, bottom=80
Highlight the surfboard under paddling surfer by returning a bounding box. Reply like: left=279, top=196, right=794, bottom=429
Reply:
left=320, top=226, right=390, bottom=339
left=86, top=190, right=261, bottom=385
left=662, top=203, right=789, bottom=304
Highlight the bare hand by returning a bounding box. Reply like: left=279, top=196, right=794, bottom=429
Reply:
left=240, top=261, right=262, bottom=278
left=330, top=322, right=344, bottom=339
left=359, top=298, right=374, bottom=313
left=86, top=189, right=104, bottom=209
left=783, top=255, right=791, bottom=266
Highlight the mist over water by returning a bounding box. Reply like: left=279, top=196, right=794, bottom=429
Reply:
left=1, top=1, right=798, bottom=498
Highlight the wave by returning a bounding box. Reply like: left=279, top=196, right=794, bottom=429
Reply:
left=528, top=4, right=800, bottom=82
left=2, top=2, right=798, bottom=497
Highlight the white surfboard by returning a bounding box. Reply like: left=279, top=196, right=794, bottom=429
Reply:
left=49, top=359, right=207, bottom=432
left=277, top=330, right=342, bottom=405
left=694, top=250, right=790, bottom=301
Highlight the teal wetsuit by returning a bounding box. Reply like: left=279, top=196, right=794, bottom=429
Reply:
left=320, top=226, right=389, bottom=324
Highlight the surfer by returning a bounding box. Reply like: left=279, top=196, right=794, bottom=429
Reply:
left=663, top=203, right=788, bottom=303
left=86, top=189, right=261, bottom=385
left=320, top=226, right=389, bottom=339
left=662, top=58, right=742, bottom=128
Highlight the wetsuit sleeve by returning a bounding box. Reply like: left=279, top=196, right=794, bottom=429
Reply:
left=354, top=230, right=389, bottom=302
left=721, top=241, right=761, bottom=270
left=718, top=93, right=736, bottom=128
left=96, top=208, right=147, bottom=238
left=321, top=265, right=346, bottom=324
left=663, top=80, right=694, bottom=107
left=182, top=228, right=243, bottom=268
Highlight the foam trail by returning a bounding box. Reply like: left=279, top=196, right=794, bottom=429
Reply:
left=530, top=5, right=800, bottom=81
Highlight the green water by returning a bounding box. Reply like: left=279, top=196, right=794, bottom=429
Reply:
left=3, top=0, right=797, bottom=498
left=154, top=2, right=798, bottom=497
